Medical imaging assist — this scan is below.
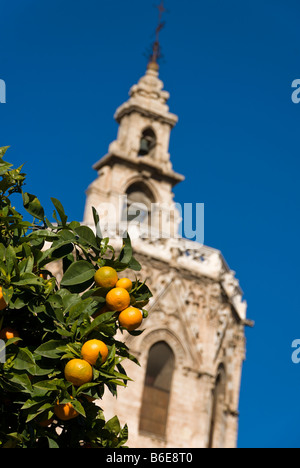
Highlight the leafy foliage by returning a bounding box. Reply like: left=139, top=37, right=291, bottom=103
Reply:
left=0, top=147, right=152, bottom=448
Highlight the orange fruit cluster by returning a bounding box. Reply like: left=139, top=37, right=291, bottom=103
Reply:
left=58, top=268, right=144, bottom=421
left=60, top=339, right=109, bottom=420
left=63, top=343, right=108, bottom=386
left=93, top=267, right=143, bottom=332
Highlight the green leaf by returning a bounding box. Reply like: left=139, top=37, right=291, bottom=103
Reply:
left=13, top=348, right=36, bottom=371
left=28, top=229, right=59, bottom=241
left=47, top=294, right=64, bottom=309
left=12, top=272, right=42, bottom=286
left=118, top=424, right=129, bottom=446
left=21, top=399, right=42, bottom=411
left=0, top=146, right=10, bottom=159
left=26, top=403, right=54, bottom=423
left=37, top=239, right=74, bottom=267
left=51, top=198, right=68, bottom=226
left=2, top=285, right=13, bottom=304
left=22, top=192, right=45, bottom=220
left=104, top=416, right=121, bottom=435
left=18, top=255, right=34, bottom=275
left=71, top=399, right=86, bottom=418
left=34, top=340, right=66, bottom=359
left=5, top=336, right=22, bottom=347
left=97, top=369, right=132, bottom=382
left=67, top=298, right=93, bottom=324
left=113, top=233, right=141, bottom=271
left=5, top=245, right=17, bottom=275
left=0, top=162, right=13, bottom=178
left=29, top=361, right=56, bottom=376
left=8, top=372, right=33, bottom=393
left=76, top=382, right=99, bottom=395
left=47, top=437, right=59, bottom=449
left=92, top=206, right=102, bottom=239
left=61, top=260, right=95, bottom=286
left=118, top=234, right=133, bottom=265
left=33, top=379, right=64, bottom=391
left=80, top=310, right=116, bottom=338
left=74, top=225, right=98, bottom=250
left=126, top=328, right=145, bottom=336
left=128, top=256, right=142, bottom=271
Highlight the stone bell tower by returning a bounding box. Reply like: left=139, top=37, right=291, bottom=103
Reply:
left=83, top=59, right=251, bottom=449
left=83, top=61, right=184, bottom=239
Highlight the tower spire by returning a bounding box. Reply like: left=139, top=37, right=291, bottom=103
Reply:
left=148, top=1, right=167, bottom=70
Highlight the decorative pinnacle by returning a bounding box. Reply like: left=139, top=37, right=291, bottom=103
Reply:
left=148, top=1, right=167, bottom=69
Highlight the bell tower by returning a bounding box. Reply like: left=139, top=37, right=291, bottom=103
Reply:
left=83, top=61, right=184, bottom=238
left=109, top=61, right=178, bottom=170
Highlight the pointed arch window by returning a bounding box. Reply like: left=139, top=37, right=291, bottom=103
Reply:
left=208, top=364, right=227, bottom=448
left=138, top=127, right=157, bottom=158
left=139, top=342, right=175, bottom=438
left=122, top=182, right=155, bottom=226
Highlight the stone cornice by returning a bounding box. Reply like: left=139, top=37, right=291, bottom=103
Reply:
left=114, top=103, right=178, bottom=128
left=92, top=152, right=185, bottom=187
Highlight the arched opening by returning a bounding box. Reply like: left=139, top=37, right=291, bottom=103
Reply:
left=138, top=127, right=157, bottom=158
left=139, top=342, right=175, bottom=438
left=208, top=364, right=227, bottom=448
left=122, top=182, right=155, bottom=226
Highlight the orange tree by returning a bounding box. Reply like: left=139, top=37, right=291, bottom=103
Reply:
left=0, top=147, right=152, bottom=448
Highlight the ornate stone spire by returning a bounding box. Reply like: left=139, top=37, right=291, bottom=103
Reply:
left=114, top=64, right=178, bottom=130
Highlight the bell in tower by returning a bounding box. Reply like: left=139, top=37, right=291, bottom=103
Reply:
left=138, top=128, right=157, bottom=157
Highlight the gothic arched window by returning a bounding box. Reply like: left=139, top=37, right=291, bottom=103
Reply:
left=138, top=127, right=157, bottom=158
left=122, top=182, right=155, bottom=226
left=139, top=342, right=175, bottom=438
left=208, top=364, right=227, bottom=448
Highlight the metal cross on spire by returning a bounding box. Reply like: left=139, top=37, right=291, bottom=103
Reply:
left=149, top=1, right=167, bottom=66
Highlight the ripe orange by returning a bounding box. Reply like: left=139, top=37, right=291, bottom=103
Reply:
left=94, top=267, right=118, bottom=289
left=54, top=400, right=79, bottom=421
left=0, top=287, right=7, bottom=311
left=64, top=359, right=93, bottom=387
left=0, top=327, right=19, bottom=341
left=116, top=278, right=133, bottom=292
left=118, top=307, right=143, bottom=331
left=106, top=287, right=131, bottom=312
left=81, top=339, right=109, bottom=365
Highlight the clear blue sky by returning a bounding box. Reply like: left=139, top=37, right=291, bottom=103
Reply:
left=1, top=0, right=300, bottom=448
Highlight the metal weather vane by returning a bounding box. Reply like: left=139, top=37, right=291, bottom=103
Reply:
left=149, top=1, right=167, bottom=65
